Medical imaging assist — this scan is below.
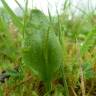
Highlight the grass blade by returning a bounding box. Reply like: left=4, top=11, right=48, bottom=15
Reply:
left=1, top=0, right=23, bottom=31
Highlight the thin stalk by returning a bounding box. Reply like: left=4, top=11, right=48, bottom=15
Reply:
left=56, top=3, right=69, bottom=95
left=48, top=8, right=53, bottom=29
left=80, top=61, right=85, bottom=96
left=71, top=86, right=78, bottom=96
left=14, top=0, right=24, bottom=11
left=60, top=65, right=69, bottom=96
left=22, top=0, right=28, bottom=38
left=76, top=41, right=86, bottom=96
left=55, top=4, right=61, bottom=43
left=43, top=29, right=51, bottom=92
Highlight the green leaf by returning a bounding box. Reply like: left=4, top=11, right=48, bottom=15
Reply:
left=23, top=9, right=62, bottom=89
left=23, top=31, right=63, bottom=91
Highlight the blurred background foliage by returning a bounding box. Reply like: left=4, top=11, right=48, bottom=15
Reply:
left=0, top=0, right=96, bottom=96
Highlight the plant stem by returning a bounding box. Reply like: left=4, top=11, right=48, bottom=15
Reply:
left=71, top=86, right=78, bottom=96
left=77, top=42, right=86, bottom=96
left=80, top=62, right=85, bottom=96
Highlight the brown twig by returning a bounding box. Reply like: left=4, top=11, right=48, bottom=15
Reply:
left=71, top=86, right=78, bottom=96
left=76, top=42, right=86, bottom=96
